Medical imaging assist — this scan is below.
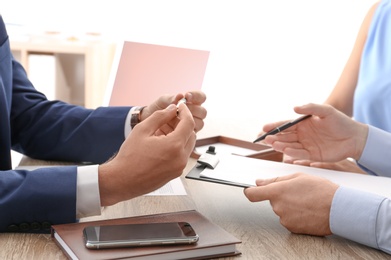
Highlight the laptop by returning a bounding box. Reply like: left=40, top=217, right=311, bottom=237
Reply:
left=104, top=41, right=210, bottom=106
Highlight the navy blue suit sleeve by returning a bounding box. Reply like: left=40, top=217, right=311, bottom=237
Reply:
left=9, top=42, right=130, bottom=164
left=0, top=166, right=78, bottom=233
left=0, top=16, right=132, bottom=233
left=1, top=15, right=131, bottom=165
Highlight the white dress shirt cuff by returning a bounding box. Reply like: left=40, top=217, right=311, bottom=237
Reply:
left=76, top=165, right=101, bottom=218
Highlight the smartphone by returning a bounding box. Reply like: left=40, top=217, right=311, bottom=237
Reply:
left=83, top=222, right=199, bottom=249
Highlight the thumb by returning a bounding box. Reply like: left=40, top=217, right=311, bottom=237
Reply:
left=142, top=93, right=183, bottom=120
left=244, top=173, right=300, bottom=202
left=294, top=103, right=334, bottom=118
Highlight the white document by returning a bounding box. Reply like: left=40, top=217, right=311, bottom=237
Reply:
left=145, top=177, right=187, bottom=196
left=200, top=154, right=391, bottom=198
left=195, top=143, right=260, bottom=157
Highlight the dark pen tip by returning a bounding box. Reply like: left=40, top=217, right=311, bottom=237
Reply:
left=253, top=137, right=263, bottom=143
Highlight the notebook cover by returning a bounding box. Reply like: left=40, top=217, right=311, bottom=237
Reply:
left=51, top=210, right=241, bottom=260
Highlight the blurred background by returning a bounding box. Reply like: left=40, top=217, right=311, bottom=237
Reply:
left=3, top=0, right=375, bottom=165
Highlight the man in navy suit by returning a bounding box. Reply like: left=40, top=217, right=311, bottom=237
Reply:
left=0, top=15, right=206, bottom=233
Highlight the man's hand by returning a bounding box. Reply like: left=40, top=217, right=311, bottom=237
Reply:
left=98, top=103, right=196, bottom=206
left=244, top=173, right=339, bottom=236
left=140, top=91, right=207, bottom=133
left=293, top=159, right=367, bottom=174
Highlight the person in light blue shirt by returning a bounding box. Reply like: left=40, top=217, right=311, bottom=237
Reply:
left=353, top=0, right=391, bottom=132
left=266, top=0, right=391, bottom=174
left=244, top=103, right=391, bottom=255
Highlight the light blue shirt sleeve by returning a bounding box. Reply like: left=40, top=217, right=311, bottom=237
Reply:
left=330, top=126, right=391, bottom=254
left=358, top=126, right=391, bottom=178
left=330, top=187, right=391, bottom=254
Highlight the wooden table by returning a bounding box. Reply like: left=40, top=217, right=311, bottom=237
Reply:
left=1, top=157, right=390, bottom=259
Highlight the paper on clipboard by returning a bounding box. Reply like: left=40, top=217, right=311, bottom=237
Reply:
left=187, top=153, right=391, bottom=198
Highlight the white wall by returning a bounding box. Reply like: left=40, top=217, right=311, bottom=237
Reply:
left=3, top=0, right=376, bottom=141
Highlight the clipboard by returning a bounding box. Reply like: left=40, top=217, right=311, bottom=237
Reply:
left=190, top=136, right=282, bottom=161
left=186, top=159, right=252, bottom=188
left=186, top=136, right=282, bottom=188
left=188, top=142, right=391, bottom=199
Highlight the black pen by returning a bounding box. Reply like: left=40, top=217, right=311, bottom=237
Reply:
left=253, top=114, right=312, bottom=143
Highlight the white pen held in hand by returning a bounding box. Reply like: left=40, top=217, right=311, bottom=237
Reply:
left=176, top=98, right=187, bottom=115
left=177, top=98, right=187, bottom=108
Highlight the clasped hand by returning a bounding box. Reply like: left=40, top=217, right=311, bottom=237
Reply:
left=99, top=91, right=206, bottom=206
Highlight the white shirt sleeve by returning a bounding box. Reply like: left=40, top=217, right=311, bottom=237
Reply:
left=76, top=165, right=101, bottom=218
left=75, top=109, right=132, bottom=218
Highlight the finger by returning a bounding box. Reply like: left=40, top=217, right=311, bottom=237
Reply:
left=194, top=119, right=205, bottom=133
left=283, top=157, right=295, bottom=164
left=156, top=93, right=184, bottom=110
left=269, top=140, right=304, bottom=153
left=254, top=177, right=281, bottom=186
left=185, top=91, right=206, bottom=105
left=186, top=105, right=207, bottom=133
left=141, top=94, right=179, bottom=119
left=155, top=100, right=191, bottom=135
left=294, top=103, right=333, bottom=118
left=264, top=132, right=298, bottom=144
left=183, top=130, right=197, bottom=156
left=309, top=162, right=339, bottom=170
left=292, top=160, right=312, bottom=166
left=137, top=104, right=178, bottom=136
left=154, top=123, right=175, bottom=136
left=168, top=102, right=195, bottom=144
left=255, top=173, right=301, bottom=186
left=186, top=104, right=207, bottom=120
left=244, top=185, right=271, bottom=202
left=156, top=96, right=196, bottom=135
left=172, top=93, right=185, bottom=105
left=284, top=147, right=311, bottom=160
left=262, top=120, right=289, bottom=133
left=244, top=173, right=301, bottom=202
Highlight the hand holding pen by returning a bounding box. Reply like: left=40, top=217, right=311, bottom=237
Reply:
left=253, top=115, right=312, bottom=143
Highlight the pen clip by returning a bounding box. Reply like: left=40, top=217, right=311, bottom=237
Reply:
left=197, top=146, right=219, bottom=169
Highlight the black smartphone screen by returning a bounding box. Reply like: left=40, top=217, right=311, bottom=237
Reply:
left=83, top=222, right=199, bottom=249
